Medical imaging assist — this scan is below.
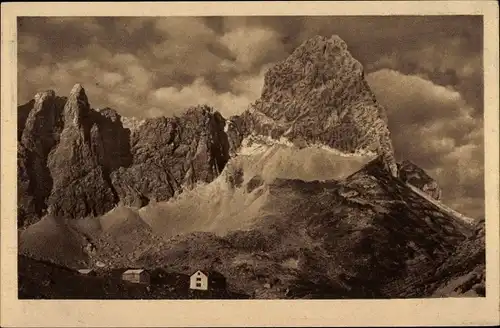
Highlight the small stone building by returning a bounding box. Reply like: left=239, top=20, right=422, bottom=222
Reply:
left=122, top=269, right=150, bottom=284
left=77, top=269, right=96, bottom=276
left=189, top=270, right=226, bottom=291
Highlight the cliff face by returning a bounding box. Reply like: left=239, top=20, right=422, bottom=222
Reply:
left=17, top=86, right=229, bottom=225
left=227, top=35, right=398, bottom=177
left=17, top=91, right=66, bottom=226
left=46, top=84, right=117, bottom=219
left=111, top=106, right=229, bottom=207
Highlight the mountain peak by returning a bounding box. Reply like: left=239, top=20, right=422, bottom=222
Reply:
left=290, top=34, right=356, bottom=68
left=309, top=34, right=348, bottom=46
left=230, top=34, right=398, bottom=177
left=260, top=34, right=364, bottom=105
left=64, top=83, right=90, bottom=127
left=33, top=90, right=56, bottom=104
left=288, top=35, right=350, bottom=64
left=69, top=83, right=86, bottom=97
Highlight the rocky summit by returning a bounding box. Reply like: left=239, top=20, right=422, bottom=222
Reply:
left=16, top=35, right=484, bottom=299
left=226, top=35, right=398, bottom=176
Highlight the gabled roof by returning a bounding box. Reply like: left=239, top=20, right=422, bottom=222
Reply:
left=123, top=269, right=147, bottom=274
left=190, top=269, right=225, bottom=279
left=190, top=270, right=207, bottom=277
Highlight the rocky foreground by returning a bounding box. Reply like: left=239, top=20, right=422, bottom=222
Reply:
left=17, top=35, right=484, bottom=299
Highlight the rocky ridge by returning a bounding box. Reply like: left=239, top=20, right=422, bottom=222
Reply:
left=398, top=160, right=442, bottom=200
left=18, top=35, right=457, bottom=229
left=18, top=85, right=229, bottom=226
left=18, top=34, right=403, bottom=226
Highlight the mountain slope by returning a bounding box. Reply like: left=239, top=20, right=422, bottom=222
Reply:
left=19, top=153, right=475, bottom=297
left=20, top=156, right=474, bottom=298
left=19, top=215, right=90, bottom=268
left=129, top=157, right=473, bottom=298
left=430, top=219, right=485, bottom=297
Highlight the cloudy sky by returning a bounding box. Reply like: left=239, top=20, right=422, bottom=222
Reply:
left=17, top=16, right=483, bottom=218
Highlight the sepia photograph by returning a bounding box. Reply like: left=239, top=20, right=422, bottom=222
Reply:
left=1, top=1, right=499, bottom=327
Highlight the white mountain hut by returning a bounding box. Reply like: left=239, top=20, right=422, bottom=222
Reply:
left=189, top=270, right=226, bottom=291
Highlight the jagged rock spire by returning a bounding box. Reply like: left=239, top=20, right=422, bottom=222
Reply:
left=63, top=83, right=90, bottom=127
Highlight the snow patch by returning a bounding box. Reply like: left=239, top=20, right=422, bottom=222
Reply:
left=238, top=135, right=294, bottom=156
left=238, top=134, right=377, bottom=158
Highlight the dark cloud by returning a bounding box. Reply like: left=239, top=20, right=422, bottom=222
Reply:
left=211, top=16, right=483, bottom=115
left=17, top=16, right=484, bottom=217
left=366, top=69, right=483, bottom=218
left=18, top=16, right=483, bottom=112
